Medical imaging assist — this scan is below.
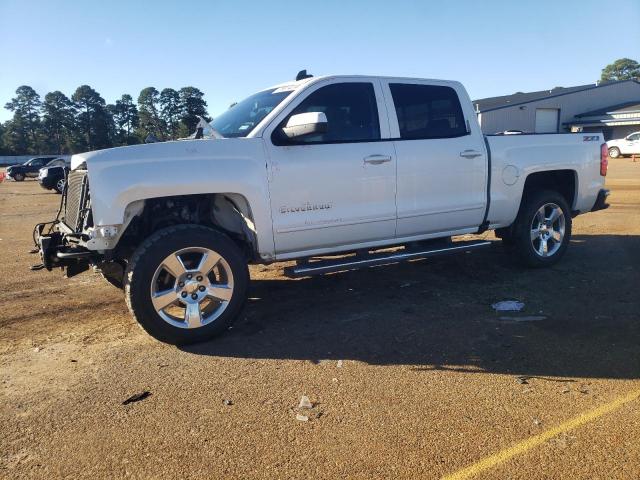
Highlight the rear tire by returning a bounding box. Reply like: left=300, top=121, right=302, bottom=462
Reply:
left=512, top=190, right=572, bottom=267
left=124, top=224, right=249, bottom=345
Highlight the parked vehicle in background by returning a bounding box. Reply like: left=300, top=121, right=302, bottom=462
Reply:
left=6, top=156, right=57, bottom=181
left=38, top=158, right=71, bottom=193
left=606, top=131, right=640, bottom=158
left=32, top=74, right=610, bottom=345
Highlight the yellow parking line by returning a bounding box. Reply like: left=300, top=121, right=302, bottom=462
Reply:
left=443, top=387, right=640, bottom=480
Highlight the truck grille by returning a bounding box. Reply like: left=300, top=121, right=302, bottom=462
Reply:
left=63, top=170, right=90, bottom=232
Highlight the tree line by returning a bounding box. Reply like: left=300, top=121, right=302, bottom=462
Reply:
left=0, top=85, right=209, bottom=155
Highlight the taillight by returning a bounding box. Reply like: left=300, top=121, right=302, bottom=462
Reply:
left=600, top=143, right=608, bottom=176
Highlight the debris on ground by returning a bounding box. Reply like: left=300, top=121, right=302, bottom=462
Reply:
left=492, top=300, right=525, bottom=312
left=298, top=396, right=313, bottom=409
left=223, top=399, right=233, bottom=406
left=517, top=376, right=529, bottom=385
left=33, top=347, right=41, bottom=353
left=122, top=391, right=151, bottom=405
left=533, top=418, right=542, bottom=426
left=295, top=414, right=309, bottom=422
left=337, top=360, right=343, bottom=368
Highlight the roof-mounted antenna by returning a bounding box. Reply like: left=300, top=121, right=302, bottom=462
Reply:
left=296, top=69, right=313, bottom=81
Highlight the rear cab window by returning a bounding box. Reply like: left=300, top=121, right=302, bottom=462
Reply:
left=389, top=83, right=468, bottom=140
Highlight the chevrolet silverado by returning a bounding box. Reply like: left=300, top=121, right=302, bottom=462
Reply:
left=32, top=74, right=610, bottom=344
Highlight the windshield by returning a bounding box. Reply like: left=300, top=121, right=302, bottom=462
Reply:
left=210, top=88, right=293, bottom=138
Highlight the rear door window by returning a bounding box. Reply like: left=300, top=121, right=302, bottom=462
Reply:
left=389, top=84, right=468, bottom=140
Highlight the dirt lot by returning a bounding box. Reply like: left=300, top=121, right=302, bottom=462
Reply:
left=1, top=159, right=639, bottom=479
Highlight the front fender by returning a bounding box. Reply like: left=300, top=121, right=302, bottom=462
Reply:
left=80, top=138, right=275, bottom=258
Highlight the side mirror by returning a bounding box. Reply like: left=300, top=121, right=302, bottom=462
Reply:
left=282, top=112, right=328, bottom=139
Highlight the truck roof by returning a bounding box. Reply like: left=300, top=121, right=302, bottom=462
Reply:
left=268, top=75, right=461, bottom=92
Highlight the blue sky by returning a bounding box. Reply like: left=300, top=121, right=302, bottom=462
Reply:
left=1, top=0, right=638, bottom=122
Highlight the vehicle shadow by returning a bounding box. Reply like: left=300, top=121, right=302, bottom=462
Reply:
left=183, top=235, right=640, bottom=380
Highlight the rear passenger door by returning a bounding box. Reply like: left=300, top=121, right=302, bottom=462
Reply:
left=382, top=81, right=487, bottom=237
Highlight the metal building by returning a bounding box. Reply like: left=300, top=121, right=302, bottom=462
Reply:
left=474, top=79, right=640, bottom=140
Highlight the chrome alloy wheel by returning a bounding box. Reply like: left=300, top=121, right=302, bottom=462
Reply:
left=150, top=247, right=234, bottom=329
left=530, top=203, right=565, bottom=257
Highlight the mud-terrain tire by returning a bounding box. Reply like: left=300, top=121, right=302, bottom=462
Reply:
left=512, top=190, right=572, bottom=268
left=124, top=224, right=249, bottom=345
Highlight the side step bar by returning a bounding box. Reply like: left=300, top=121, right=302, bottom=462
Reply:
left=283, top=240, right=492, bottom=278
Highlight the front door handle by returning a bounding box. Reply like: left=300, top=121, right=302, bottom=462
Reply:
left=460, top=150, right=482, bottom=159
left=364, top=154, right=392, bottom=165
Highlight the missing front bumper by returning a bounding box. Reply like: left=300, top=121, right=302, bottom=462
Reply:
left=32, top=224, right=98, bottom=277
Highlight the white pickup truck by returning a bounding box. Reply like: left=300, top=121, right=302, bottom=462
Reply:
left=33, top=74, right=610, bottom=344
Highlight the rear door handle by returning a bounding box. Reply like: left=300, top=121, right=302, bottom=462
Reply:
left=364, top=154, right=392, bottom=165
left=460, top=150, right=482, bottom=159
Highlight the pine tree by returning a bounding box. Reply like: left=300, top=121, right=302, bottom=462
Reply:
left=41, top=91, right=76, bottom=154
left=178, top=87, right=209, bottom=134
left=4, top=85, right=42, bottom=153
left=72, top=85, right=113, bottom=151
left=160, top=88, right=181, bottom=140
left=109, top=94, right=139, bottom=145
left=137, top=87, right=164, bottom=141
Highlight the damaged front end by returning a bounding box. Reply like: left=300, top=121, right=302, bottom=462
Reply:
left=32, top=168, right=100, bottom=277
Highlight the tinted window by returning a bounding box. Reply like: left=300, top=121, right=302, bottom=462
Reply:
left=628, top=133, right=640, bottom=141
left=278, top=83, right=380, bottom=144
left=389, top=84, right=467, bottom=139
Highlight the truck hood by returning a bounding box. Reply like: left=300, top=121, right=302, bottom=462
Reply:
left=71, top=138, right=257, bottom=170
left=70, top=137, right=269, bottom=228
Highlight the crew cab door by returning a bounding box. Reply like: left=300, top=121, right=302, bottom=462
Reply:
left=381, top=80, right=487, bottom=237
left=264, top=79, right=396, bottom=257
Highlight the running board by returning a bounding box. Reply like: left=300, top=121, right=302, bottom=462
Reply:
left=283, top=240, right=492, bottom=278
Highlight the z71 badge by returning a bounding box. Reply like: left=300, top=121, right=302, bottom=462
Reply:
left=280, top=202, right=333, bottom=214
left=583, top=135, right=599, bottom=142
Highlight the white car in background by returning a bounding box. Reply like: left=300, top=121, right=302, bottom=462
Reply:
left=607, top=131, right=640, bottom=158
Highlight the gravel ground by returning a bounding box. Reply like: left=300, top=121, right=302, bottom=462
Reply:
left=1, top=159, right=639, bottom=479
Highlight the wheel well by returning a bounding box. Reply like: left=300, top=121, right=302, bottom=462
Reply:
left=496, top=169, right=576, bottom=241
left=116, top=193, right=258, bottom=261
left=522, top=170, right=576, bottom=208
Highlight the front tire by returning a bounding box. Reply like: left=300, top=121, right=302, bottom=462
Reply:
left=13, top=173, right=25, bottom=181
left=608, top=147, right=621, bottom=158
left=512, top=190, right=572, bottom=268
left=124, top=225, right=249, bottom=345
